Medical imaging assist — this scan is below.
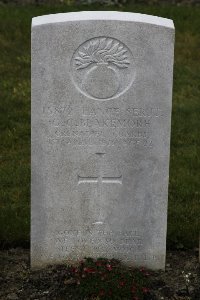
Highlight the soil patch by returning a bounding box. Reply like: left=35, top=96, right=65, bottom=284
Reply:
left=0, top=249, right=199, bottom=299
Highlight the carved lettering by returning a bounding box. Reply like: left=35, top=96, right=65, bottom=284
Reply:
left=42, top=105, right=164, bottom=148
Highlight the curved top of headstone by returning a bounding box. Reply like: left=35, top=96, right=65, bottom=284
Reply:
left=32, top=11, right=174, bottom=29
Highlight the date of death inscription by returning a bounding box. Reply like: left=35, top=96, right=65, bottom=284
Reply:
left=42, top=104, right=165, bottom=148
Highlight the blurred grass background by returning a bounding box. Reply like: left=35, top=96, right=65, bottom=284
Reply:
left=0, top=2, right=199, bottom=249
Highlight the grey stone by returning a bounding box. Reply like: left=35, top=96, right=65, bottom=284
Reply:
left=31, top=11, right=175, bottom=269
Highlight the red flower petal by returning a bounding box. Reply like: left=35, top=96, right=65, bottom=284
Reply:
left=119, top=281, right=125, bottom=286
left=106, top=264, right=112, bottom=271
left=142, top=287, right=150, bottom=293
left=140, top=267, right=145, bottom=272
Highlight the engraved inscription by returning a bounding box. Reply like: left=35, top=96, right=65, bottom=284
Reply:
left=71, top=37, right=135, bottom=100
left=54, top=229, right=144, bottom=255
left=43, top=104, right=164, bottom=148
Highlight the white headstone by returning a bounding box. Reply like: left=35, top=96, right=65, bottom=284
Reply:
left=31, top=11, right=175, bottom=269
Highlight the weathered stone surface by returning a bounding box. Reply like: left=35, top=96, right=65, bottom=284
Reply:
left=31, top=11, right=175, bottom=269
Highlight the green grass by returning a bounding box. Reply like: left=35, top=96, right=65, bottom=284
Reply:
left=0, top=3, right=199, bottom=248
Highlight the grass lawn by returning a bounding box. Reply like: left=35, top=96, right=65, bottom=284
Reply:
left=0, top=3, right=199, bottom=249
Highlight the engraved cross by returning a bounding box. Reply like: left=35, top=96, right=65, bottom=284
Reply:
left=78, top=153, right=122, bottom=224
left=78, top=152, right=122, bottom=185
left=78, top=175, right=122, bottom=185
